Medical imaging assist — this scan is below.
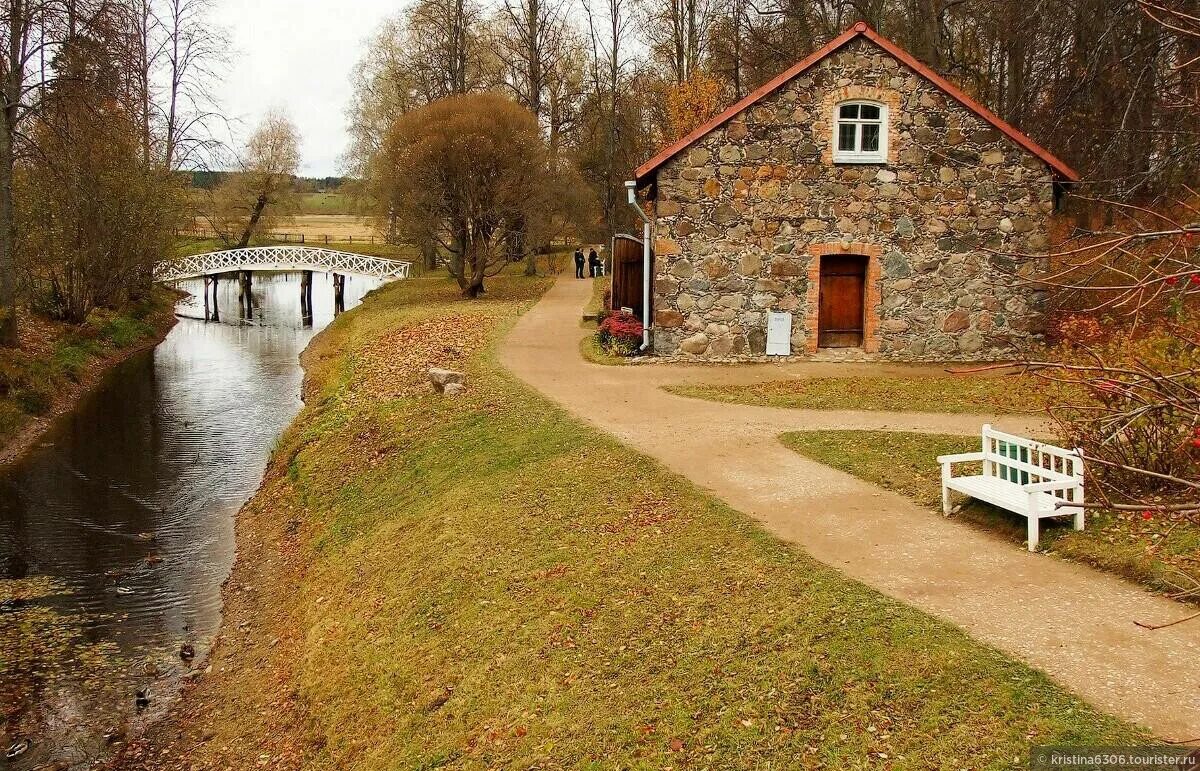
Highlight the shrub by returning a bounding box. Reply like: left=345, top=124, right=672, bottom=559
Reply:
left=596, top=311, right=644, bottom=356
left=1039, top=319, right=1200, bottom=508
left=14, top=386, right=51, bottom=415
left=0, top=402, right=25, bottom=437
left=52, top=344, right=93, bottom=382
left=98, top=315, right=152, bottom=348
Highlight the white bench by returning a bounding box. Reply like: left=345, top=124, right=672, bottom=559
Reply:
left=938, top=424, right=1085, bottom=551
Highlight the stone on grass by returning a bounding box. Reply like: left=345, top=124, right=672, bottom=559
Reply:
left=442, top=382, right=466, bottom=397
left=428, top=368, right=466, bottom=394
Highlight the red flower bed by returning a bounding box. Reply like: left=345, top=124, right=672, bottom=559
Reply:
left=597, top=311, right=644, bottom=356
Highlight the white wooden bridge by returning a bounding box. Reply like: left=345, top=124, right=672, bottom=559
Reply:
left=155, top=246, right=412, bottom=283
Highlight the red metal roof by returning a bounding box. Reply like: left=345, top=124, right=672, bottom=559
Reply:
left=633, top=21, right=1080, bottom=183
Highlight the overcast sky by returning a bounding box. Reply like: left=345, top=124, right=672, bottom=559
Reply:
left=211, top=0, right=400, bottom=179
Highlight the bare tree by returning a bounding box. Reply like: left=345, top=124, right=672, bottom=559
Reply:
left=641, top=0, right=714, bottom=83
left=118, top=0, right=224, bottom=171
left=492, top=0, right=570, bottom=118
left=345, top=17, right=420, bottom=179
left=155, top=0, right=224, bottom=170
left=407, top=0, right=488, bottom=101
left=582, top=0, right=636, bottom=238
left=545, top=32, right=587, bottom=157
left=204, top=112, right=300, bottom=249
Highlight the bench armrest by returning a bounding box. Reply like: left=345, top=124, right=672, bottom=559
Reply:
left=937, top=452, right=985, bottom=465
left=1023, top=479, right=1080, bottom=493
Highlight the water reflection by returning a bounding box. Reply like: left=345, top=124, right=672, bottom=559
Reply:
left=0, top=271, right=379, bottom=770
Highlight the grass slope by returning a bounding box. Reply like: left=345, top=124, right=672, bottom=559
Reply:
left=0, top=290, right=176, bottom=453
left=667, top=375, right=1035, bottom=414
left=784, top=430, right=1200, bottom=602
left=237, top=274, right=1145, bottom=769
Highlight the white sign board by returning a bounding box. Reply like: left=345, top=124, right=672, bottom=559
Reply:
left=766, top=311, right=792, bottom=356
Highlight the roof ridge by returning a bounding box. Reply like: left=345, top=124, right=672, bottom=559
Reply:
left=633, top=22, right=1079, bottom=183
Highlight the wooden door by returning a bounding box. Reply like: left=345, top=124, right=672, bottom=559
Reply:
left=818, top=255, right=867, bottom=348
left=611, top=235, right=648, bottom=320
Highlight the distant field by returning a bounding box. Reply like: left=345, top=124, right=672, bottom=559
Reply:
left=179, top=215, right=383, bottom=244
left=297, top=192, right=354, bottom=216
left=286, top=215, right=381, bottom=240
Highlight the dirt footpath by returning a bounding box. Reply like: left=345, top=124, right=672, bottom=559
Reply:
left=500, top=274, right=1200, bottom=741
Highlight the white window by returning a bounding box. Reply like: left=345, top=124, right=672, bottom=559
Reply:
left=833, top=101, right=887, bottom=164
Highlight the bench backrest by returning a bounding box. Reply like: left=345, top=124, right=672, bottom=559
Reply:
left=981, top=425, right=1084, bottom=503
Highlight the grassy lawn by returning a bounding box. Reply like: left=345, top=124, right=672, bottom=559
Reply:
left=579, top=332, right=634, bottom=366
left=0, top=290, right=177, bottom=454
left=585, top=274, right=610, bottom=318
left=667, top=374, right=1037, bottom=414
left=167, top=271, right=1148, bottom=769
left=783, top=431, right=1200, bottom=602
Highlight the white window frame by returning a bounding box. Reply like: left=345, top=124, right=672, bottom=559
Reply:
left=832, top=100, right=887, bottom=164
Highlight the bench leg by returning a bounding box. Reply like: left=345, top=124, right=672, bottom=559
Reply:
left=1027, top=515, right=1039, bottom=552
left=1074, top=510, right=1085, bottom=531
left=940, top=464, right=952, bottom=515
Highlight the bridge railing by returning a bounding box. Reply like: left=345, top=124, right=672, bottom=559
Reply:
left=156, top=246, right=413, bottom=283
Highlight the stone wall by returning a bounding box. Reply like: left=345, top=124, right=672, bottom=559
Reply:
left=650, top=37, right=1055, bottom=360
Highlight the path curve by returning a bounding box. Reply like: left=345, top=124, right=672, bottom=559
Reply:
left=500, top=274, right=1200, bottom=740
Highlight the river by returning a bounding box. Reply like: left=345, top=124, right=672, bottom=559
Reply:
left=0, top=272, right=380, bottom=770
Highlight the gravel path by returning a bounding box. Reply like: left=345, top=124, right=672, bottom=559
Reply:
left=500, top=273, right=1200, bottom=741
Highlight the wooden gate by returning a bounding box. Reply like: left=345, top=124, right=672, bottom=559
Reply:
left=818, top=255, right=867, bottom=348
left=611, top=235, right=651, bottom=320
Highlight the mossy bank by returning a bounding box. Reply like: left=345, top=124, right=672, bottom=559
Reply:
left=0, top=288, right=180, bottom=466
left=113, top=272, right=1143, bottom=771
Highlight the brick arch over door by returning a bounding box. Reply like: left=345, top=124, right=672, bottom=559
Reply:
left=805, top=242, right=883, bottom=353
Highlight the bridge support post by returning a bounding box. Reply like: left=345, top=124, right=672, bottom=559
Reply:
left=204, top=275, right=220, bottom=322
left=300, top=270, right=313, bottom=326
left=239, top=271, right=253, bottom=320
left=333, top=273, right=345, bottom=315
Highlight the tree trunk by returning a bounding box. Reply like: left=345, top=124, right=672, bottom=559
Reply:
left=449, top=225, right=469, bottom=292
left=466, top=252, right=488, bottom=297
left=0, top=133, right=13, bottom=344
left=1001, top=1, right=1026, bottom=125
left=526, top=0, right=543, bottom=115
left=236, top=194, right=268, bottom=249
left=911, top=0, right=945, bottom=69
left=0, top=13, right=21, bottom=348
left=422, top=239, right=438, bottom=272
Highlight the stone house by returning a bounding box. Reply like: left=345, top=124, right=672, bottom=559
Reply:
left=632, top=21, right=1078, bottom=360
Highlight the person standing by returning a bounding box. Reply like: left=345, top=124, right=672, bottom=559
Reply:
left=574, top=248, right=586, bottom=279
left=588, top=249, right=601, bottom=278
